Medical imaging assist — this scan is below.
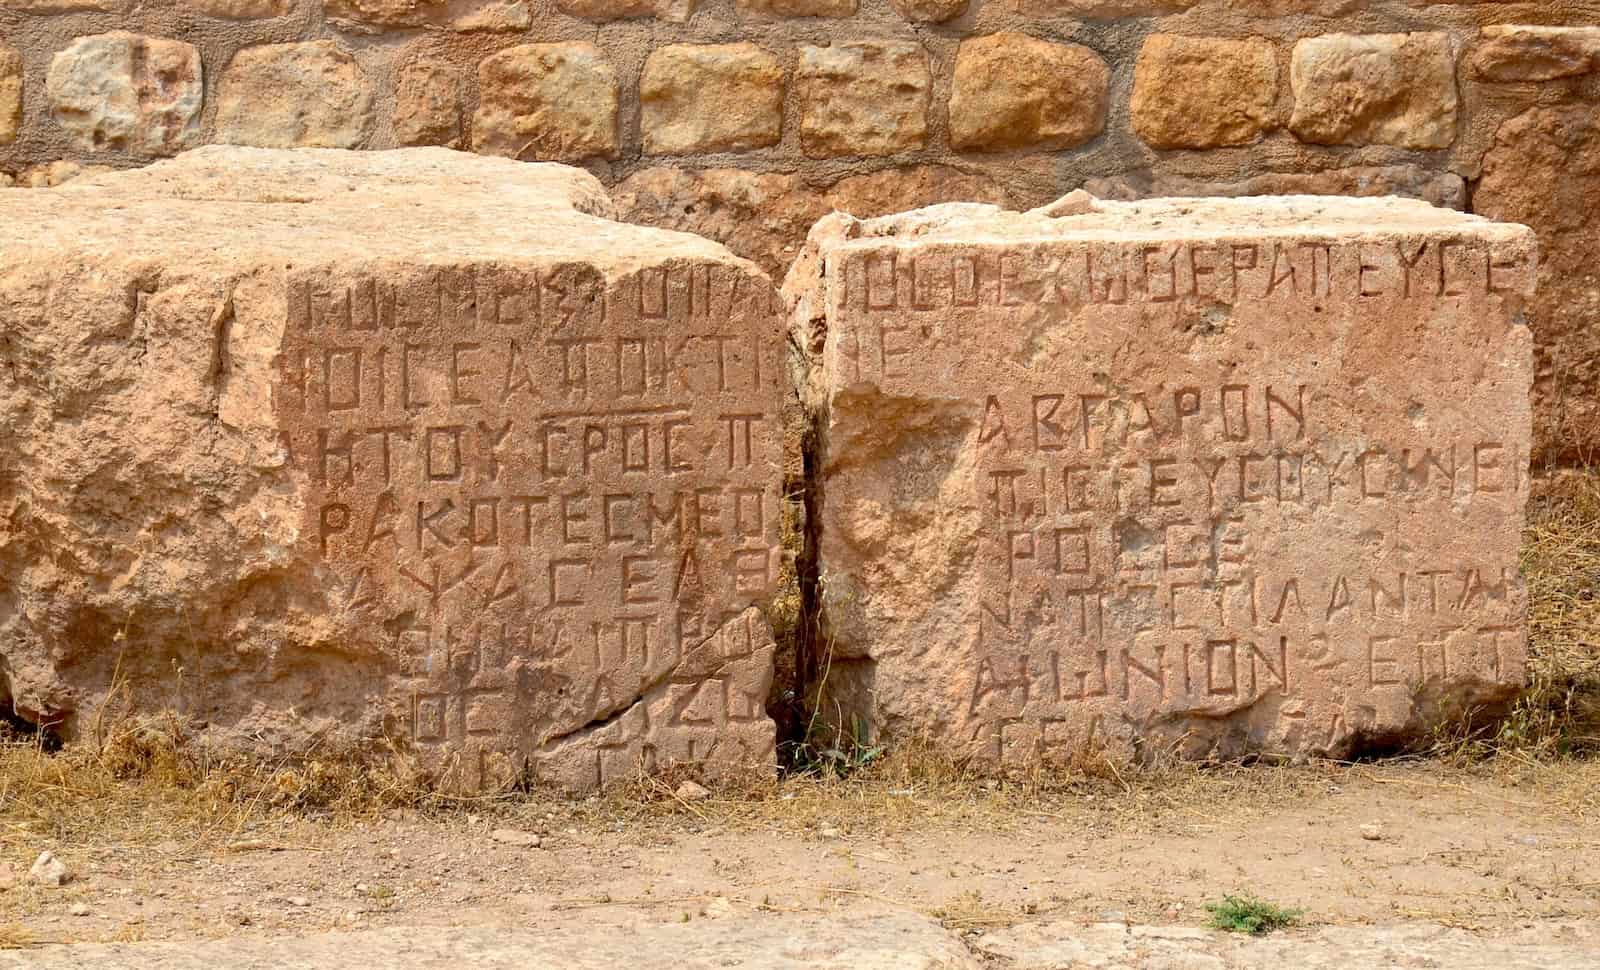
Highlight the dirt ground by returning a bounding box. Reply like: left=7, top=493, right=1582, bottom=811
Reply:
left=4, top=757, right=1599, bottom=949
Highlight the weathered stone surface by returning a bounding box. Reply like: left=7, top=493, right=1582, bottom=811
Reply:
left=1085, top=165, right=1467, bottom=211
left=184, top=0, right=292, bottom=17
left=797, top=42, right=929, bottom=158
left=613, top=164, right=1013, bottom=280
left=995, top=0, right=1195, bottom=16
left=789, top=194, right=1535, bottom=764
left=1, top=146, right=784, bottom=791
left=1475, top=103, right=1600, bottom=466
left=0, top=0, right=126, bottom=10
left=0, top=44, right=19, bottom=146
left=1131, top=35, right=1279, bottom=150
left=889, top=0, right=965, bottom=21
left=45, top=32, right=202, bottom=156
left=393, top=57, right=462, bottom=148
left=557, top=0, right=694, bottom=20
left=949, top=33, right=1109, bottom=153
left=641, top=44, right=783, bottom=156
left=1289, top=33, right=1458, bottom=150
left=17, top=159, right=115, bottom=186
left=736, top=0, right=855, bottom=16
left=1471, top=26, right=1600, bottom=82
left=215, top=41, right=375, bottom=149
left=473, top=42, right=618, bottom=162
left=322, top=0, right=532, bottom=32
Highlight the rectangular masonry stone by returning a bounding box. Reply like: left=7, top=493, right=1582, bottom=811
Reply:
left=789, top=193, right=1536, bottom=765
left=0, top=147, right=785, bottom=790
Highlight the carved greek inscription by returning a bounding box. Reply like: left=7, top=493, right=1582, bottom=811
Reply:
left=279, top=262, right=781, bottom=787
left=837, top=238, right=1536, bottom=315
left=827, top=231, right=1530, bottom=762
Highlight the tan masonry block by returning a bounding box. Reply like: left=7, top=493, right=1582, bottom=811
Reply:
left=736, top=0, right=856, bottom=16
left=641, top=44, right=783, bottom=156
left=1131, top=35, right=1280, bottom=150
left=950, top=33, right=1109, bottom=153
left=1470, top=25, right=1600, bottom=82
left=1289, top=32, right=1458, bottom=150
left=0, top=44, right=19, bottom=146
left=215, top=41, right=375, bottom=149
left=394, top=57, right=463, bottom=148
left=797, top=41, right=929, bottom=158
left=46, top=32, right=203, bottom=157
left=473, top=42, right=619, bottom=162
left=557, top=0, right=696, bottom=21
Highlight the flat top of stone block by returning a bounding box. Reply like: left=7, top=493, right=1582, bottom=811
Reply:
left=831, top=194, right=1533, bottom=247
left=5, top=146, right=746, bottom=273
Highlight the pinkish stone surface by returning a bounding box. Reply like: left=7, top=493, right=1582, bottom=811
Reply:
left=788, top=194, right=1535, bottom=765
left=0, top=146, right=784, bottom=790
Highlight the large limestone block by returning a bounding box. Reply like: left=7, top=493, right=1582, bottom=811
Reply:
left=796, top=42, right=929, bottom=158
left=1288, top=33, right=1458, bottom=150
left=1131, top=35, right=1280, bottom=150
left=473, top=43, right=619, bottom=162
left=789, top=194, right=1536, bottom=765
left=214, top=41, right=375, bottom=149
left=641, top=44, right=784, bottom=156
left=0, top=147, right=786, bottom=791
left=46, top=32, right=203, bottom=156
left=949, top=33, right=1109, bottom=153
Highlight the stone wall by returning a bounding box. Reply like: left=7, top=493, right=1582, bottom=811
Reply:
left=0, top=0, right=1594, bottom=461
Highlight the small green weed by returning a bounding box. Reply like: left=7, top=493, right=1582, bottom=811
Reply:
left=1203, top=894, right=1303, bottom=935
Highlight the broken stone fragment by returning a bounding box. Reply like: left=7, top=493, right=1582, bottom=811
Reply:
left=0, top=146, right=785, bottom=791
left=787, top=191, right=1535, bottom=767
left=29, top=851, right=71, bottom=887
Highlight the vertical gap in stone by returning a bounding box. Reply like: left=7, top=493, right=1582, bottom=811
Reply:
left=787, top=412, right=824, bottom=770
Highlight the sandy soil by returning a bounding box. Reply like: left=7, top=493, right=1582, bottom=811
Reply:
left=4, top=759, right=1598, bottom=947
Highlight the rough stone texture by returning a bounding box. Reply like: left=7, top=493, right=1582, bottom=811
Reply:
left=790, top=194, right=1535, bottom=764
left=186, top=0, right=292, bottom=16
left=613, top=164, right=1014, bottom=281
left=1131, top=35, right=1280, bottom=150
left=797, top=41, right=929, bottom=158
left=0, top=44, right=19, bottom=146
left=0, top=0, right=126, bottom=9
left=2, top=915, right=980, bottom=970
left=997, top=0, right=1197, bottom=15
left=0, top=146, right=784, bottom=791
left=949, top=33, right=1109, bottom=153
left=214, top=41, right=375, bottom=149
left=1086, top=165, right=1467, bottom=211
left=45, top=32, right=203, bottom=156
left=1471, top=26, right=1600, bottom=81
left=736, top=0, right=856, bottom=16
left=1289, top=33, right=1459, bottom=150
left=1475, top=103, right=1600, bottom=466
left=557, top=0, right=694, bottom=20
left=393, top=58, right=462, bottom=148
left=641, top=44, right=783, bottom=156
left=473, top=42, right=619, bottom=162
left=322, top=0, right=533, bottom=32
left=888, top=0, right=966, bottom=21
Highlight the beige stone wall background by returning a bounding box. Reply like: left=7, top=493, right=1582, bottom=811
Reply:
left=0, top=0, right=1595, bottom=461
